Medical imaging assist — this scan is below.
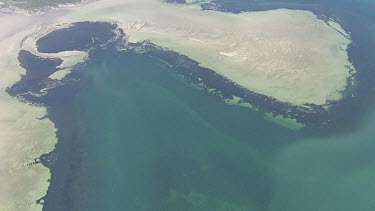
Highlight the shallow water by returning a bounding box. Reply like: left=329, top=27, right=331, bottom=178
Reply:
left=42, top=47, right=375, bottom=210
left=64, top=50, right=304, bottom=210
left=5, top=0, right=375, bottom=210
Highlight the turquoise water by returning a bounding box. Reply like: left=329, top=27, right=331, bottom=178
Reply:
left=64, top=49, right=375, bottom=210
left=15, top=1, right=375, bottom=210
left=269, top=118, right=375, bottom=210
left=72, top=51, right=299, bottom=210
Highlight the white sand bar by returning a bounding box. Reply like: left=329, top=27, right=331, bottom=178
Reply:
left=65, top=0, right=354, bottom=105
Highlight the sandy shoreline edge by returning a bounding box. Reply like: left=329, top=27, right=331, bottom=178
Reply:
left=0, top=13, right=88, bottom=210
left=0, top=14, right=56, bottom=210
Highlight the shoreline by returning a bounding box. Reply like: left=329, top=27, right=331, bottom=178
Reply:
left=1, top=0, right=374, bottom=209
left=59, top=0, right=354, bottom=106
left=0, top=14, right=58, bottom=210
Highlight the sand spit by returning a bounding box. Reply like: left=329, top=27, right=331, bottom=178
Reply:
left=327, top=19, right=351, bottom=39
left=64, top=0, right=354, bottom=106
left=21, top=24, right=88, bottom=80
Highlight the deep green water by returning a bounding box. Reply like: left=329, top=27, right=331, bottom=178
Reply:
left=66, top=49, right=375, bottom=210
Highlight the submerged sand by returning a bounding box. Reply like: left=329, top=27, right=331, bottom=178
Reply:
left=0, top=0, right=355, bottom=210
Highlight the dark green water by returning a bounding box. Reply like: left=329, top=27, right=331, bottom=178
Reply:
left=66, top=49, right=375, bottom=210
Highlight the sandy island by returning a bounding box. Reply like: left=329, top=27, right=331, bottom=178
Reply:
left=65, top=0, right=355, bottom=105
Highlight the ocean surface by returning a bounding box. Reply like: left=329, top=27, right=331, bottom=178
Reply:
left=66, top=50, right=304, bottom=210
left=7, top=0, right=375, bottom=210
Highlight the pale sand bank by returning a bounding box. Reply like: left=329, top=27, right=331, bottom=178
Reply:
left=49, top=68, right=72, bottom=80
left=62, top=0, right=355, bottom=106
left=0, top=14, right=57, bottom=211
left=0, top=19, right=88, bottom=209
left=225, top=96, right=254, bottom=109
left=264, top=113, right=304, bottom=131
left=225, top=96, right=303, bottom=130
left=48, top=50, right=88, bottom=80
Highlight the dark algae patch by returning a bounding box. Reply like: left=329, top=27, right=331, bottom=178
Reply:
left=7, top=50, right=62, bottom=99
left=36, top=22, right=118, bottom=53
left=6, top=0, right=375, bottom=209
left=132, top=42, right=331, bottom=128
